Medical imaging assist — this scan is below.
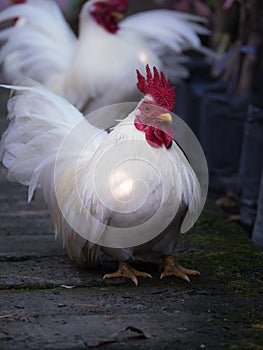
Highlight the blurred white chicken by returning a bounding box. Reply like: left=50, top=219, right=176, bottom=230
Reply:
left=0, top=65, right=203, bottom=285
left=0, top=0, right=214, bottom=113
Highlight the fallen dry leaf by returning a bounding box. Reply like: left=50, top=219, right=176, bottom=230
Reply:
left=60, top=284, right=75, bottom=289
left=84, top=324, right=150, bottom=347
left=0, top=331, right=13, bottom=340
left=124, top=325, right=151, bottom=339
left=0, top=314, right=14, bottom=319
left=252, top=324, right=263, bottom=329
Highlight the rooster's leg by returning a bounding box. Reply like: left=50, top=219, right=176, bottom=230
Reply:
left=160, top=255, right=201, bottom=282
left=103, top=261, right=152, bottom=286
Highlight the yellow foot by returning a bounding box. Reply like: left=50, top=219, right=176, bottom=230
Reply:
left=103, top=261, right=152, bottom=286
left=160, top=256, right=201, bottom=282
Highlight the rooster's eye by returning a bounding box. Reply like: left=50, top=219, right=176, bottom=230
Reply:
left=143, top=104, right=151, bottom=113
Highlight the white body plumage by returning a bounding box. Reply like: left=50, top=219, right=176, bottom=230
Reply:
left=0, top=80, right=201, bottom=267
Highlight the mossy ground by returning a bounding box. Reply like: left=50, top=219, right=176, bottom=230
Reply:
left=175, top=209, right=262, bottom=297
left=172, top=209, right=263, bottom=350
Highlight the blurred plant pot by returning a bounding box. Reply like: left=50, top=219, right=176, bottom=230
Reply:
left=173, top=56, right=226, bottom=138
left=183, top=78, right=226, bottom=138
left=199, top=93, right=249, bottom=193
left=165, top=54, right=212, bottom=131
left=172, top=80, right=189, bottom=120
left=239, top=105, right=263, bottom=234
left=252, top=170, right=263, bottom=249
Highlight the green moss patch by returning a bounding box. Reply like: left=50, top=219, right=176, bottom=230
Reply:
left=174, top=209, right=263, bottom=298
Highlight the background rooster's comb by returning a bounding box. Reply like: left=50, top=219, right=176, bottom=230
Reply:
left=136, top=65, right=175, bottom=111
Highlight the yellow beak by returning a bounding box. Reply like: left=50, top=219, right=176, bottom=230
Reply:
left=111, top=11, right=124, bottom=20
left=158, top=113, right=172, bottom=123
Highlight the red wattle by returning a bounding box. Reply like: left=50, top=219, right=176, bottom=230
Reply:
left=134, top=116, right=173, bottom=149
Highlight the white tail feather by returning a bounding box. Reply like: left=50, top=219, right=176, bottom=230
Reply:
left=0, top=79, right=108, bottom=265
left=121, top=9, right=211, bottom=53
left=0, top=79, right=105, bottom=191
left=0, top=0, right=75, bottom=83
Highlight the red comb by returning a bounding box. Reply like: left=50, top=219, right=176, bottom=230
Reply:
left=136, top=65, right=175, bottom=111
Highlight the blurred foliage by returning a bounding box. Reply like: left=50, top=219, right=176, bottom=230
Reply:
left=205, top=0, right=218, bottom=8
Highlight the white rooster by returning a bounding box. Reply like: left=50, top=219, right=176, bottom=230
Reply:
left=0, top=0, right=213, bottom=113
left=0, top=65, right=203, bottom=285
